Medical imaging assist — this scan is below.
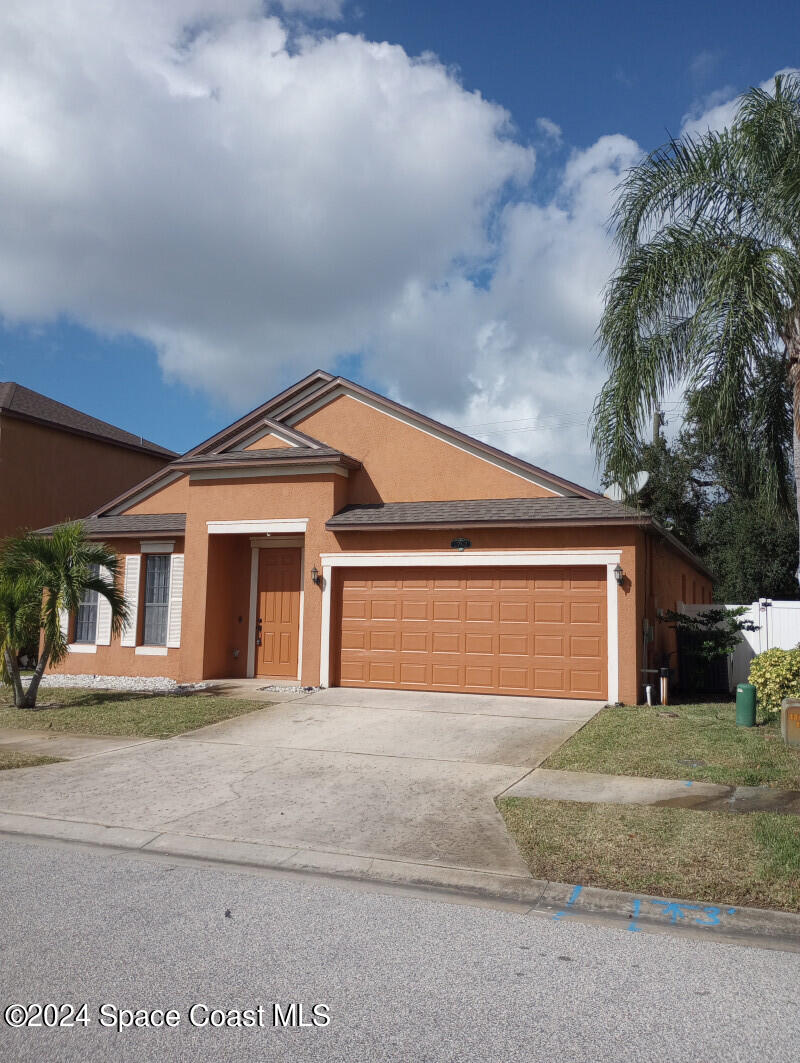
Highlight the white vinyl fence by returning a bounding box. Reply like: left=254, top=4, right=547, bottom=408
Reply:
left=682, top=600, right=800, bottom=690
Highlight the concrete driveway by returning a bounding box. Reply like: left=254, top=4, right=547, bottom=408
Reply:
left=0, top=687, right=602, bottom=883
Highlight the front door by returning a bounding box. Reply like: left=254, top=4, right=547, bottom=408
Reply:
left=256, top=548, right=301, bottom=678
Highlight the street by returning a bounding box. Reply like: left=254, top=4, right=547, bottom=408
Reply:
left=0, top=836, right=797, bottom=1062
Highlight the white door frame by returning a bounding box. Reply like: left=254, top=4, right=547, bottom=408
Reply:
left=318, top=549, right=622, bottom=702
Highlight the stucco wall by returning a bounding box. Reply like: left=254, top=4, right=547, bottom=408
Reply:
left=0, top=417, right=171, bottom=539
left=294, top=394, right=562, bottom=503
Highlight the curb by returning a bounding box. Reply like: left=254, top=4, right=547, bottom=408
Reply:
left=1, top=810, right=798, bottom=953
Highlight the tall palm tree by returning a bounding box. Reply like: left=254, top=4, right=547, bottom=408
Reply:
left=593, top=74, right=800, bottom=573
left=0, top=523, right=128, bottom=708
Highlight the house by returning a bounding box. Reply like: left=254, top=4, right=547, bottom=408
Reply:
left=46, top=371, right=712, bottom=703
left=0, top=382, right=176, bottom=540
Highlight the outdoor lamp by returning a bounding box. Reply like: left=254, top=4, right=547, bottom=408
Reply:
left=311, top=565, right=321, bottom=586
left=613, top=563, right=624, bottom=586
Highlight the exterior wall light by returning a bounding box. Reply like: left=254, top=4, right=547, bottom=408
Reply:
left=613, top=563, right=624, bottom=586
left=311, top=565, right=321, bottom=586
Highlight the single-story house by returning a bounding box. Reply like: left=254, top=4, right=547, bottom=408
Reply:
left=46, top=371, right=712, bottom=703
left=0, top=381, right=175, bottom=540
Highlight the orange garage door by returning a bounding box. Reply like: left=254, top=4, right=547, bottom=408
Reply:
left=335, top=566, right=607, bottom=700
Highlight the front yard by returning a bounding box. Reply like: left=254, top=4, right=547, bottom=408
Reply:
left=499, top=797, right=800, bottom=912
left=0, top=688, right=271, bottom=739
left=544, top=701, right=800, bottom=789
left=0, top=749, right=63, bottom=771
left=498, top=700, right=800, bottom=912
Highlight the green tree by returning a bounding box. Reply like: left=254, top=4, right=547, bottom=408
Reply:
left=0, top=524, right=128, bottom=708
left=593, top=74, right=800, bottom=576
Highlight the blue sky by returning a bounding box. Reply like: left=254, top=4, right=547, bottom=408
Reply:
left=0, top=0, right=794, bottom=481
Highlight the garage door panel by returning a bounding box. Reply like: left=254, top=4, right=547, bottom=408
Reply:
left=337, top=567, right=607, bottom=700
left=534, top=634, right=564, bottom=657
left=401, top=599, right=429, bottom=620
left=432, top=631, right=461, bottom=654
left=570, top=601, right=602, bottom=624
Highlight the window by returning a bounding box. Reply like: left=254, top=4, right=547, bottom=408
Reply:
left=74, top=565, right=99, bottom=644
left=142, top=555, right=170, bottom=646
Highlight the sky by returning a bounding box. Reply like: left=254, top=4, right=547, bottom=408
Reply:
left=0, top=0, right=796, bottom=486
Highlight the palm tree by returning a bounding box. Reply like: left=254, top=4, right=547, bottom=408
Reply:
left=0, top=524, right=128, bottom=708
left=593, top=74, right=800, bottom=573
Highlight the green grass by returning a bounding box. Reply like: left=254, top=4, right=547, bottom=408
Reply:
left=0, top=749, right=63, bottom=770
left=545, top=702, right=800, bottom=789
left=499, top=796, right=800, bottom=912
left=0, top=688, right=271, bottom=738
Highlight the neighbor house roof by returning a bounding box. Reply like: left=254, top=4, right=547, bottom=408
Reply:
left=326, top=497, right=645, bottom=530
left=0, top=382, right=176, bottom=458
left=37, top=514, right=186, bottom=538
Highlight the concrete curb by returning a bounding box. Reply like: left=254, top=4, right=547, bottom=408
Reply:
left=1, top=809, right=798, bottom=953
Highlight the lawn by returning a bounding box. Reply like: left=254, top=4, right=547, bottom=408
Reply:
left=0, top=749, right=63, bottom=771
left=0, top=688, right=271, bottom=738
left=498, top=797, right=800, bottom=912
left=544, top=702, right=800, bottom=789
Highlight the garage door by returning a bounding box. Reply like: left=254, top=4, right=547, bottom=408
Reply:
left=335, top=566, right=607, bottom=699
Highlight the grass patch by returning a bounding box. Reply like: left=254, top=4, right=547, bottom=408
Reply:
left=545, top=702, right=800, bottom=788
left=0, top=749, right=63, bottom=770
left=498, top=796, right=800, bottom=912
left=0, top=688, right=271, bottom=739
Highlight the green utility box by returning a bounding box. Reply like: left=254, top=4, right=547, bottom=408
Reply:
left=735, top=683, right=757, bottom=727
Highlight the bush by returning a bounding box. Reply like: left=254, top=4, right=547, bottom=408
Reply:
left=748, top=648, right=800, bottom=719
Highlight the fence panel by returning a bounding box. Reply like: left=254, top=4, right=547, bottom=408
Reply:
left=682, top=601, right=800, bottom=689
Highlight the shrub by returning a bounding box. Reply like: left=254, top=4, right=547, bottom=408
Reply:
left=748, top=648, right=800, bottom=720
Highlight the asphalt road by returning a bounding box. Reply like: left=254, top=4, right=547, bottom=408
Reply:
left=1, top=836, right=798, bottom=1063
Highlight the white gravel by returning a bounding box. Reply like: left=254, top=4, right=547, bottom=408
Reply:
left=258, top=683, right=320, bottom=694
left=35, top=674, right=208, bottom=694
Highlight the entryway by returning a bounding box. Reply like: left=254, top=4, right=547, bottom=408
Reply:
left=255, top=546, right=301, bottom=678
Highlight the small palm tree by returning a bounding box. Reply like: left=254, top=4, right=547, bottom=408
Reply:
left=593, top=74, right=800, bottom=568
left=0, top=524, right=128, bottom=708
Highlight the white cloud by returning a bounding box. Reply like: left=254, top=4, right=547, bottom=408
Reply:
left=535, top=116, right=562, bottom=144
left=0, top=3, right=791, bottom=488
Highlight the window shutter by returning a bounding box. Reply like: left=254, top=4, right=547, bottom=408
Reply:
left=166, top=554, right=184, bottom=648
left=120, top=555, right=141, bottom=647
left=58, top=605, right=69, bottom=640
left=95, top=565, right=113, bottom=646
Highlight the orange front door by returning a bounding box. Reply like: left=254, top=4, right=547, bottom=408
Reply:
left=256, top=548, right=301, bottom=678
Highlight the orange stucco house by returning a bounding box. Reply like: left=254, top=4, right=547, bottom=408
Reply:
left=0, top=382, right=175, bottom=541
left=49, top=371, right=712, bottom=704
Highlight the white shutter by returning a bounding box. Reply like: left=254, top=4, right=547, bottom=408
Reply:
left=166, top=554, right=184, bottom=648
left=120, top=555, right=141, bottom=647
left=58, top=606, right=70, bottom=640
left=95, top=564, right=113, bottom=646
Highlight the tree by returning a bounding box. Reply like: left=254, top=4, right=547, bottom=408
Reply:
left=593, top=74, right=800, bottom=577
left=0, top=524, right=128, bottom=708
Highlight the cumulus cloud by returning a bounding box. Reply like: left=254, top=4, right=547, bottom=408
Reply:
left=0, top=2, right=788, bottom=487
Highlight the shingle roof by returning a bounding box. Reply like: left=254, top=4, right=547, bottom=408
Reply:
left=173, top=447, right=361, bottom=469
left=326, top=497, right=646, bottom=529
left=38, top=514, right=186, bottom=537
left=0, top=382, right=176, bottom=458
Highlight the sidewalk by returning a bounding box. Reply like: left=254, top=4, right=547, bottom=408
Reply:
left=505, top=767, right=800, bottom=813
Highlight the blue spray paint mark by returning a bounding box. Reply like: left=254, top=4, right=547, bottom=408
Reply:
left=684, top=781, right=693, bottom=787
left=552, top=884, right=583, bottom=921
left=727, top=908, right=737, bottom=915
left=628, top=897, right=642, bottom=932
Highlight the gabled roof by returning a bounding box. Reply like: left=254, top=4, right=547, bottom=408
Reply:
left=91, top=369, right=602, bottom=517
left=38, top=513, right=186, bottom=537
left=0, top=382, right=176, bottom=458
